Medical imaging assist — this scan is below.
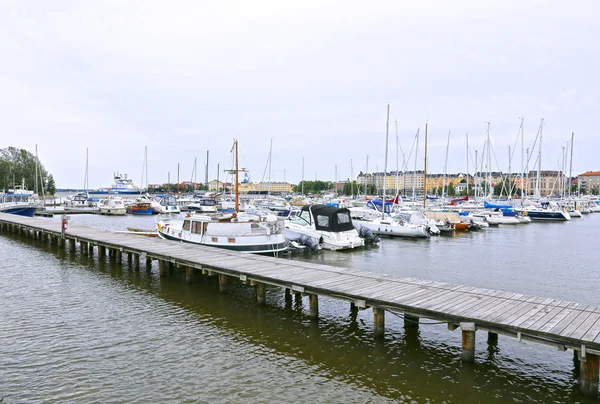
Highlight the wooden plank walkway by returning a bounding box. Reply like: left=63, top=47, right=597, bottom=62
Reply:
left=1, top=212, right=600, bottom=396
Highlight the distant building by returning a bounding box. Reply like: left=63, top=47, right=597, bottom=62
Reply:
left=208, top=180, right=232, bottom=191
left=527, top=170, right=566, bottom=196
left=577, top=171, right=600, bottom=194
left=255, top=182, right=293, bottom=194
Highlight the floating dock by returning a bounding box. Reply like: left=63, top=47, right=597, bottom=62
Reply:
left=1, top=212, right=599, bottom=398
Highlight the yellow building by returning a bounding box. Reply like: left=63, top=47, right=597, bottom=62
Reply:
left=256, top=182, right=294, bottom=193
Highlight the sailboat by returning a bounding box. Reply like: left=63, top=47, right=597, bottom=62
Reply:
left=156, top=140, right=288, bottom=254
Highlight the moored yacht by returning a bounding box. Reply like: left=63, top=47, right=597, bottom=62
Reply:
left=285, top=205, right=365, bottom=250
left=98, top=196, right=127, bottom=216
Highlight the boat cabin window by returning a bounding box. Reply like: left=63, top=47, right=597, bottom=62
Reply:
left=299, top=210, right=312, bottom=224
left=337, top=212, right=351, bottom=224
left=192, top=222, right=202, bottom=234
left=316, top=215, right=329, bottom=227
left=183, top=220, right=191, bottom=231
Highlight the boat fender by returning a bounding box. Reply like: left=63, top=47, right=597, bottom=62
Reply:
left=186, top=213, right=191, bottom=217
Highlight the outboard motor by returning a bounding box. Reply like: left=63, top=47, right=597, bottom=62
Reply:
left=358, top=226, right=380, bottom=244
left=298, top=234, right=320, bottom=252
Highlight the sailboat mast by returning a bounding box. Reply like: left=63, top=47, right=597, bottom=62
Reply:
left=35, top=144, right=38, bottom=195
left=268, top=138, right=273, bottom=196
left=474, top=150, right=478, bottom=198
left=395, top=121, right=399, bottom=197
left=465, top=134, right=469, bottom=196
left=301, top=157, right=305, bottom=195
left=423, top=123, right=428, bottom=209
left=486, top=122, right=491, bottom=196
left=364, top=156, right=369, bottom=195
left=535, top=119, right=544, bottom=198
left=84, top=147, right=89, bottom=192
left=382, top=104, right=390, bottom=218
left=441, top=130, right=450, bottom=205
left=194, top=157, right=197, bottom=191
left=520, top=118, right=525, bottom=203
left=569, top=132, right=574, bottom=198
left=235, top=141, right=239, bottom=213
left=350, top=159, right=354, bottom=197
left=413, top=129, right=419, bottom=200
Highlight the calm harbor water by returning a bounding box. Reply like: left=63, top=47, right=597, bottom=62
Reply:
left=1, top=213, right=599, bottom=403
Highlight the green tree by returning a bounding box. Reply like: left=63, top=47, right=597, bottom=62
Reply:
left=0, top=147, right=52, bottom=194
left=46, top=174, right=56, bottom=195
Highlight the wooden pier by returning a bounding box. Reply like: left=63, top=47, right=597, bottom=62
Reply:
left=1, top=212, right=600, bottom=398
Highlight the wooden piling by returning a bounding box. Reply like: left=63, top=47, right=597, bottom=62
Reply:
left=488, top=332, right=498, bottom=344
left=81, top=241, right=88, bottom=255
left=580, top=353, right=599, bottom=397
left=373, top=307, right=385, bottom=338
left=461, top=323, right=476, bottom=363
left=219, top=274, right=229, bottom=292
left=69, top=238, right=75, bottom=250
left=256, top=283, right=266, bottom=305
left=185, top=266, right=193, bottom=283
left=309, top=294, right=319, bottom=319
left=404, top=314, right=419, bottom=328
left=133, top=254, right=140, bottom=270
left=158, top=260, right=167, bottom=277
left=98, top=245, right=106, bottom=257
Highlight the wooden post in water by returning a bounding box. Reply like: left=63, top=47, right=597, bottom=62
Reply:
left=488, top=332, right=498, bottom=344
left=309, top=294, right=319, bottom=319
left=580, top=353, right=600, bottom=397
left=81, top=241, right=88, bottom=255
left=146, top=258, right=153, bottom=270
left=158, top=260, right=167, bottom=277
left=461, top=323, right=476, bottom=362
left=219, top=274, right=229, bottom=292
left=98, top=245, right=106, bottom=257
left=404, top=314, right=419, bottom=328
left=185, top=266, right=193, bottom=283
left=133, top=254, right=140, bottom=270
left=69, top=238, right=75, bottom=250
left=256, top=283, right=266, bottom=305
left=115, top=249, right=122, bottom=262
left=373, top=307, right=385, bottom=338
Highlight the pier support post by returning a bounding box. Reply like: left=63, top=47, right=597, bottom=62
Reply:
left=404, top=314, right=419, bottom=328
left=88, top=244, right=94, bottom=256
left=373, top=307, right=385, bottom=338
left=218, top=274, right=229, bottom=292
left=81, top=241, right=88, bottom=255
left=488, top=332, right=498, bottom=344
left=580, top=353, right=600, bottom=397
left=309, top=294, right=319, bottom=319
left=57, top=237, right=64, bottom=247
left=146, top=258, right=153, bottom=270
left=185, top=266, right=193, bottom=283
left=256, top=283, right=266, bottom=305
left=159, top=260, right=167, bottom=277
left=69, top=238, right=75, bottom=250
left=98, top=245, right=106, bottom=257
left=127, top=253, right=132, bottom=265
left=461, top=323, right=476, bottom=363
left=133, top=254, right=140, bottom=271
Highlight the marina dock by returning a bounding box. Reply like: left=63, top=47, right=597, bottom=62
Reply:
left=1, top=212, right=600, bottom=398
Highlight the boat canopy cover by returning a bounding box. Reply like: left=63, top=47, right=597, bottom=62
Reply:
left=303, top=204, right=355, bottom=232
left=484, top=201, right=513, bottom=210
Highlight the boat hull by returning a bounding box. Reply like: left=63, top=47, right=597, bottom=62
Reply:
left=157, top=229, right=287, bottom=253
left=0, top=206, right=37, bottom=217
left=99, top=207, right=127, bottom=216
left=524, top=211, right=571, bottom=221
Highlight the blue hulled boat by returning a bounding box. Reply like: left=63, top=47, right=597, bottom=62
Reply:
left=0, top=193, right=38, bottom=217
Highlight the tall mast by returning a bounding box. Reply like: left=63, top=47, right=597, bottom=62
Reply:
left=364, top=155, right=369, bottom=195
left=350, top=159, right=354, bottom=197
left=35, top=144, right=38, bottom=194
left=561, top=146, right=566, bottom=198
left=84, top=147, right=89, bottom=192
left=145, top=146, right=148, bottom=190
left=520, top=118, right=525, bottom=204
left=465, top=134, right=469, bottom=196
left=441, top=130, right=450, bottom=205
left=526, top=148, right=530, bottom=197
left=569, top=132, right=574, bottom=198
left=193, top=157, right=197, bottom=191
left=395, top=121, right=399, bottom=197
left=423, top=123, right=428, bottom=209
left=486, top=121, right=491, bottom=197
left=301, top=157, right=305, bottom=195
left=535, top=119, right=544, bottom=198
left=268, top=138, right=273, bottom=196
left=234, top=141, right=239, bottom=213
left=205, top=150, right=209, bottom=188
left=474, top=150, right=478, bottom=198
left=382, top=104, right=390, bottom=218
left=413, top=128, right=419, bottom=200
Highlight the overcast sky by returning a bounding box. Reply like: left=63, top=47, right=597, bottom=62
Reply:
left=1, top=0, right=598, bottom=188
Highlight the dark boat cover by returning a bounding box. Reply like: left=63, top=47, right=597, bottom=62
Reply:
left=302, top=204, right=355, bottom=232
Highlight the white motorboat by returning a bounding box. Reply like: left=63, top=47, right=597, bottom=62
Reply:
left=350, top=209, right=429, bottom=238
left=473, top=211, right=519, bottom=225
left=152, top=195, right=181, bottom=214
left=187, top=197, right=218, bottom=213
left=98, top=197, right=127, bottom=216
left=285, top=205, right=365, bottom=250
